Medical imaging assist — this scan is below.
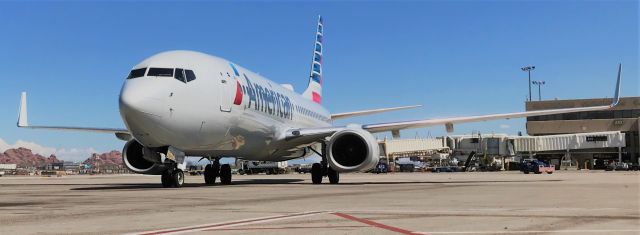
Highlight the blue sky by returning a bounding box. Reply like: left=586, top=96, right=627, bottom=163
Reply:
left=0, top=1, right=637, bottom=161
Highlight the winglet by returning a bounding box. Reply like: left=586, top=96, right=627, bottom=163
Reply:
left=17, top=92, right=28, bottom=127
left=610, top=63, right=622, bottom=107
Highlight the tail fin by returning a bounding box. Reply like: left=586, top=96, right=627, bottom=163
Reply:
left=302, top=15, right=324, bottom=104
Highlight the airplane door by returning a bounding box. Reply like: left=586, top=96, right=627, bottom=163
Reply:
left=219, top=73, right=232, bottom=112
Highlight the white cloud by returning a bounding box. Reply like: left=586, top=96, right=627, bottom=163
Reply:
left=0, top=138, right=98, bottom=162
left=499, top=124, right=510, bottom=129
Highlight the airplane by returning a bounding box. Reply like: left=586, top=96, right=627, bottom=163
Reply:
left=16, top=16, right=622, bottom=188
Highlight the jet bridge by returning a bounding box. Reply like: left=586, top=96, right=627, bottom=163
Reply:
left=513, top=131, right=626, bottom=169
left=513, top=131, right=625, bottom=152
left=378, top=138, right=449, bottom=165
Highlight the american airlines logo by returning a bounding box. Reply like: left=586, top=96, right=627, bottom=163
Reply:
left=239, top=74, right=294, bottom=120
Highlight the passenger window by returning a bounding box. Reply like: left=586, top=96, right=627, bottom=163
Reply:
left=315, top=43, right=322, bottom=53
left=313, top=64, right=321, bottom=73
left=174, top=68, right=186, bottom=83
left=148, top=68, right=173, bottom=77
left=186, top=70, right=196, bottom=82
left=313, top=53, right=321, bottom=62
left=127, top=68, right=147, bottom=79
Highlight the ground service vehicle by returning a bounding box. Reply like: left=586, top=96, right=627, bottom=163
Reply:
left=373, top=162, right=388, bottom=174
left=238, top=161, right=288, bottom=175
left=521, top=160, right=555, bottom=174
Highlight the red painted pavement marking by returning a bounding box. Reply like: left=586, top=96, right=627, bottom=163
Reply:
left=137, top=211, right=324, bottom=235
left=332, top=212, right=423, bottom=235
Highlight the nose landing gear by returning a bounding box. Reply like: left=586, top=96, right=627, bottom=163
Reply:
left=161, top=169, right=185, bottom=188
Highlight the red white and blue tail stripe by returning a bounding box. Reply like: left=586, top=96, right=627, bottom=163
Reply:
left=303, top=15, right=324, bottom=104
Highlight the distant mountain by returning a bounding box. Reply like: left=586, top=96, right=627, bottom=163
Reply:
left=82, top=151, right=122, bottom=167
left=0, top=147, right=60, bottom=168
left=0, top=147, right=124, bottom=169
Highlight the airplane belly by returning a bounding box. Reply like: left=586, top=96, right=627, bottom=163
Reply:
left=182, top=109, right=276, bottom=158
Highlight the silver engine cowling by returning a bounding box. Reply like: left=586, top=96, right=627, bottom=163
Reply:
left=122, top=140, right=168, bottom=175
left=326, top=128, right=380, bottom=172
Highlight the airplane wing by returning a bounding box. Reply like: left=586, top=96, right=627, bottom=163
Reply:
left=364, top=63, right=622, bottom=133
left=17, top=92, right=132, bottom=141
left=287, top=63, right=622, bottom=138
left=330, top=105, right=422, bottom=120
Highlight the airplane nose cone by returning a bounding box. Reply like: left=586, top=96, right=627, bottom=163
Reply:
left=119, top=79, right=170, bottom=147
left=119, top=80, right=165, bottom=118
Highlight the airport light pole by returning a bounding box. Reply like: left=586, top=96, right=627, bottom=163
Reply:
left=521, top=66, right=536, bottom=101
left=532, top=80, right=545, bottom=101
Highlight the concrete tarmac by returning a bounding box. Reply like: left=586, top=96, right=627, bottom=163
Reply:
left=0, top=171, right=638, bottom=235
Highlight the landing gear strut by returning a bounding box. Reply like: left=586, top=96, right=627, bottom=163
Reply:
left=310, top=143, right=339, bottom=184
left=203, top=158, right=232, bottom=185
left=161, top=168, right=184, bottom=188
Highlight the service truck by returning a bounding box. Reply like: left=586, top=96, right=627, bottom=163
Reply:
left=238, top=161, right=288, bottom=175
left=521, top=159, right=555, bottom=174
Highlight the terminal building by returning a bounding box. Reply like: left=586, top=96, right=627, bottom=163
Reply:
left=526, top=97, right=640, bottom=165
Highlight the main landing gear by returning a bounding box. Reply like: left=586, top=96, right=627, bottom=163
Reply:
left=203, top=158, right=232, bottom=185
left=161, top=168, right=185, bottom=188
left=310, top=143, right=340, bottom=184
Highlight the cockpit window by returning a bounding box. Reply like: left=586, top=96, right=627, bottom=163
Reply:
left=174, top=68, right=185, bottom=83
left=127, top=68, right=147, bottom=79
left=185, top=70, right=196, bottom=82
left=147, top=67, right=173, bottom=77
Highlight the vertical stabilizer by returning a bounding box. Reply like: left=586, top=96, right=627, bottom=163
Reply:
left=302, top=15, right=324, bottom=104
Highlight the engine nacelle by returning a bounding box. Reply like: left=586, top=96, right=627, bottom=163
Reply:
left=326, top=128, right=380, bottom=173
left=122, top=140, right=168, bottom=175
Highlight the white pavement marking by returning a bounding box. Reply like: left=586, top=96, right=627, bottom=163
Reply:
left=415, top=229, right=640, bottom=234
left=127, top=211, right=327, bottom=235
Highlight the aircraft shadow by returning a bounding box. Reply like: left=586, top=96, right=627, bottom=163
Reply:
left=69, top=179, right=560, bottom=190
left=70, top=179, right=305, bottom=190
left=318, top=179, right=563, bottom=186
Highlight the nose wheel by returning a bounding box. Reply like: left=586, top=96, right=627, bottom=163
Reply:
left=161, top=169, right=184, bottom=188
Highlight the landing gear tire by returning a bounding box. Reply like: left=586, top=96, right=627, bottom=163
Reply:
left=311, top=163, right=323, bottom=184
left=220, top=164, right=232, bottom=185
left=171, top=169, right=184, bottom=188
left=204, top=164, right=216, bottom=185
left=161, top=169, right=184, bottom=188
left=328, top=167, right=339, bottom=184
left=161, top=171, right=172, bottom=188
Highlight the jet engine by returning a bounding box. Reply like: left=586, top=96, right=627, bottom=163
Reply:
left=326, top=128, right=380, bottom=173
left=122, top=140, right=168, bottom=175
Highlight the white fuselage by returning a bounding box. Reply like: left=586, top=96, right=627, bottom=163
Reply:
left=119, top=51, right=331, bottom=161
